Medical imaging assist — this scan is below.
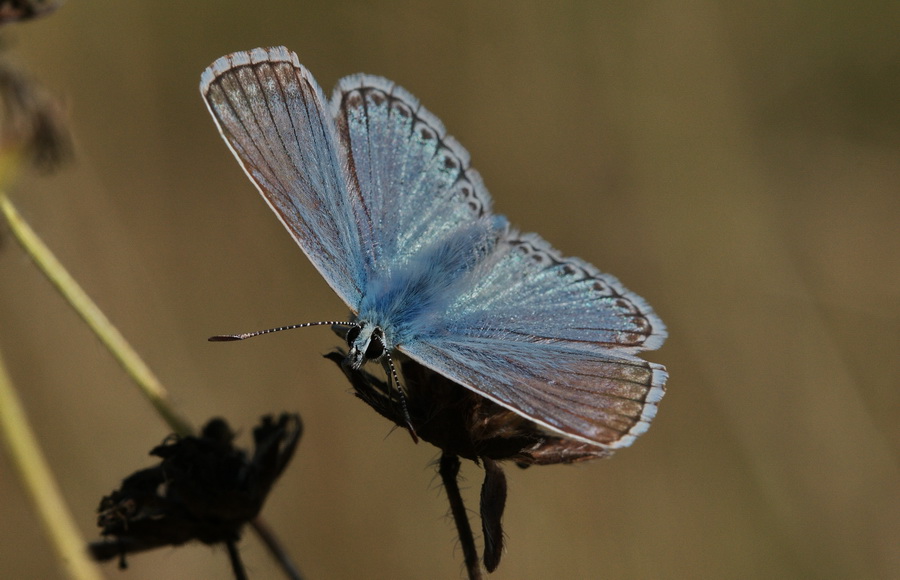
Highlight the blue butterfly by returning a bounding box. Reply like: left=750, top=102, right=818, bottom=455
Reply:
left=200, top=47, right=667, bottom=451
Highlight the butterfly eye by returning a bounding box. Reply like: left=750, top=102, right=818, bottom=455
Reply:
left=364, top=340, right=384, bottom=360
left=365, top=331, right=385, bottom=360
left=346, top=325, right=361, bottom=347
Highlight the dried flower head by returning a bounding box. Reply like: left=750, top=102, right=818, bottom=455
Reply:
left=326, top=350, right=607, bottom=577
left=90, top=414, right=302, bottom=571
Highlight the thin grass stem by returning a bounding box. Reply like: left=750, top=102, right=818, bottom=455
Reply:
left=0, top=193, right=193, bottom=436
left=0, top=350, right=104, bottom=580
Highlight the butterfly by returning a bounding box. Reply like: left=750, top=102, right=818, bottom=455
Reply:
left=200, top=46, right=667, bottom=451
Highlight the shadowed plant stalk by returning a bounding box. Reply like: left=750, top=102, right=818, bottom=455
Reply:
left=0, top=193, right=303, bottom=580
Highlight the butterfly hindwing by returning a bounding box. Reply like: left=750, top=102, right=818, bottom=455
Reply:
left=400, top=232, right=667, bottom=448
left=449, top=232, right=666, bottom=351
left=402, top=337, right=666, bottom=448
left=200, top=47, right=365, bottom=308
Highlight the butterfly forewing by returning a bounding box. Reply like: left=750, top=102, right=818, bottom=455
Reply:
left=200, top=48, right=365, bottom=308
left=332, top=75, right=494, bottom=269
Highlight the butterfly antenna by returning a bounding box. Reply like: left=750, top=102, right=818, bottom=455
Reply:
left=384, top=352, right=419, bottom=444
left=209, top=321, right=354, bottom=341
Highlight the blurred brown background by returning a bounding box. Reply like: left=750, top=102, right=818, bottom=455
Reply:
left=1, top=2, right=898, bottom=579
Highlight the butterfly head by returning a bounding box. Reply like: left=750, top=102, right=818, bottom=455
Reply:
left=345, top=322, right=386, bottom=369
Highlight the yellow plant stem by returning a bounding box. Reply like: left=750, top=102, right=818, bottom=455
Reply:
left=0, top=351, right=104, bottom=580
left=0, top=193, right=193, bottom=436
